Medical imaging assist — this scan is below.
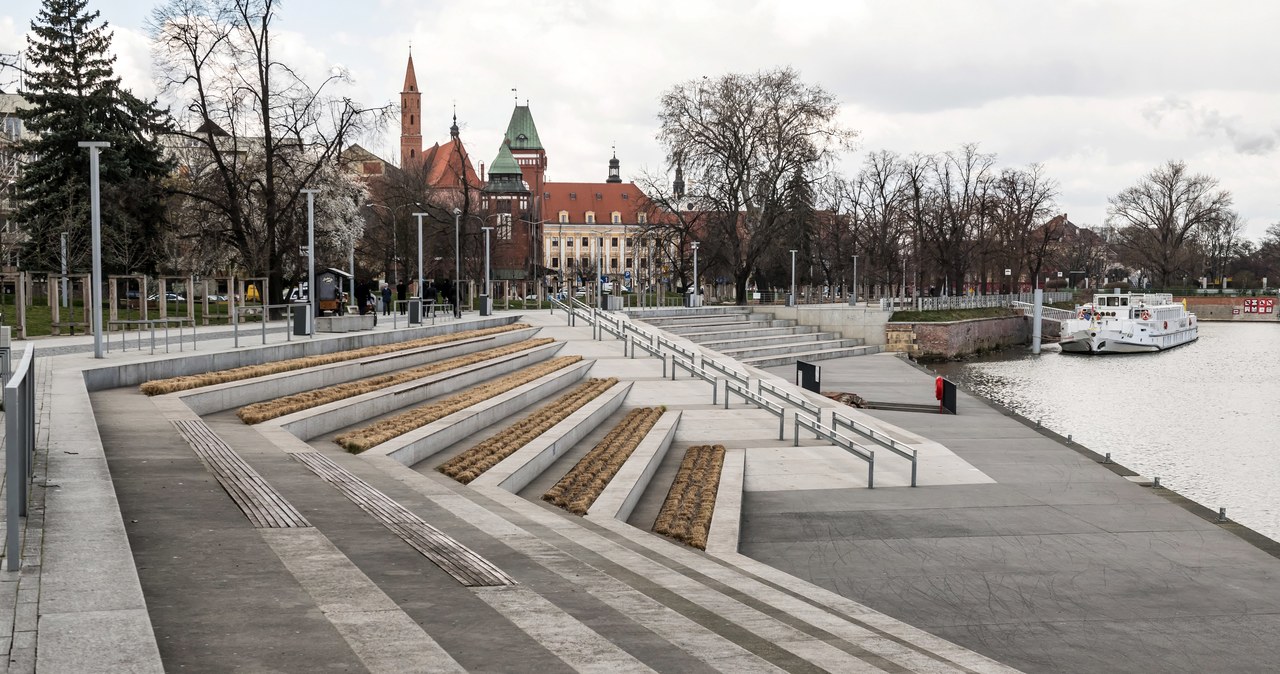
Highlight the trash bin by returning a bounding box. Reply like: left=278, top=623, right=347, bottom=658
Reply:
left=408, top=299, right=421, bottom=324
left=292, top=309, right=310, bottom=336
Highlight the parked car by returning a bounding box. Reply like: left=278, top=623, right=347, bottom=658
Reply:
left=523, top=293, right=539, bottom=301
left=147, top=292, right=186, bottom=302
left=205, top=294, right=228, bottom=302
left=574, top=287, right=587, bottom=298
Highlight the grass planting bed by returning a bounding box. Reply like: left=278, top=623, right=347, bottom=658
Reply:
left=438, top=378, right=619, bottom=484
left=236, top=338, right=553, bottom=424
left=652, top=445, right=726, bottom=550
left=334, top=355, right=585, bottom=452
left=543, top=407, right=665, bottom=515
left=139, top=323, right=531, bottom=395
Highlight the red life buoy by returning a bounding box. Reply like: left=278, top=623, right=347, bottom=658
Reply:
left=1163, top=321, right=1168, bottom=329
left=935, top=376, right=944, bottom=401
left=1141, top=310, right=1151, bottom=320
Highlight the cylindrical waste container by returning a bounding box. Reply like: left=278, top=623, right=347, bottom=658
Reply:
left=408, top=299, right=421, bottom=324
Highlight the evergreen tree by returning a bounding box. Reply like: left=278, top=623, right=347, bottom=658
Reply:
left=14, top=0, right=170, bottom=275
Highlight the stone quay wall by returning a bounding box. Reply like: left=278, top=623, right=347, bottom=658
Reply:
left=886, top=315, right=1057, bottom=360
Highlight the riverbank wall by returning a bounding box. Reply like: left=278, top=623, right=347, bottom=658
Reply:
left=885, top=314, right=1059, bottom=360
left=1181, top=296, right=1279, bottom=322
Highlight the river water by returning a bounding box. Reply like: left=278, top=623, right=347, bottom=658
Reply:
left=931, top=322, right=1280, bottom=542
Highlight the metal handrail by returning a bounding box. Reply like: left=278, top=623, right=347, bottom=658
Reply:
left=1011, top=301, right=1076, bottom=322
left=831, top=411, right=917, bottom=487
left=598, top=317, right=624, bottom=340
left=5, top=344, right=36, bottom=570
left=794, top=414, right=874, bottom=488
left=703, top=358, right=748, bottom=387
left=628, top=335, right=667, bottom=376
left=108, top=316, right=199, bottom=354
left=725, top=379, right=784, bottom=440
left=671, top=354, right=718, bottom=403
left=622, top=321, right=655, bottom=345
left=655, top=334, right=697, bottom=363
left=758, top=380, right=821, bottom=421
left=549, top=296, right=576, bottom=326
left=233, top=302, right=296, bottom=347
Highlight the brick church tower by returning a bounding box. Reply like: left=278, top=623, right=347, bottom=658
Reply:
left=400, top=52, right=422, bottom=168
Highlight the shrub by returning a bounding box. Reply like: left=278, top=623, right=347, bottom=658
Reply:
left=437, top=378, right=619, bottom=484
left=236, top=338, right=553, bottom=424
left=653, top=445, right=726, bottom=550
left=543, top=406, right=665, bottom=514
left=140, top=323, right=531, bottom=395
left=334, top=356, right=584, bottom=452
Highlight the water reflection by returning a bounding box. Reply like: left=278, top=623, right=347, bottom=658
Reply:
left=932, top=322, right=1280, bottom=541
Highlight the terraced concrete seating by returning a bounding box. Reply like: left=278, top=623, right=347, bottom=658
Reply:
left=632, top=306, right=878, bottom=366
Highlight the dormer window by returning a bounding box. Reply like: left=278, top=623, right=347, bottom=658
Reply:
left=611, top=212, right=621, bottom=224
left=637, top=213, right=647, bottom=224
left=586, top=212, right=595, bottom=224
left=559, top=210, right=569, bottom=223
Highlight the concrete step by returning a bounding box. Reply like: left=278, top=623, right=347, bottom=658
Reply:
left=638, top=314, right=762, bottom=328
left=678, top=325, right=820, bottom=342
left=698, top=331, right=836, bottom=350
left=739, top=344, right=884, bottom=368
left=624, top=306, right=752, bottom=320
left=719, top=338, right=866, bottom=360
left=664, top=319, right=795, bottom=335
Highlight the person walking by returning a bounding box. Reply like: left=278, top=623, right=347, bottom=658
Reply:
left=396, top=281, right=407, bottom=315
left=381, top=283, right=392, bottom=316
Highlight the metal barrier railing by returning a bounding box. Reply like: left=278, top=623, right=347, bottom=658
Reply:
left=233, top=303, right=297, bottom=348
left=623, top=320, right=655, bottom=345
left=655, top=334, right=697, bottom=363
left=794, top=414, right=874, bottom=488
left=389, top=299, right=456, bottom=329
left=1011, top=301, right=1077, bottom=322
left=758, top=380, right=821, bottom=421
left=549, top=296, right=577, bottom=326
left=671, top=354, right=718, bottom=403
left=108, top=317, right=198, bottom=354
left=598, top=316, right=624, bottom=340
left=627, top=335, right=667, bottom=376
left=5, top=344, right=36, bottom=570
left=831, top=411, right=917, bottom=487
left=725, top=379, right=784, bottom=440
left=703, top=358, right=748, bottom=388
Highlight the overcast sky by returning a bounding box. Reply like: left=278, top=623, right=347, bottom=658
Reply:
left=3, top=0, right=1278, bottom=240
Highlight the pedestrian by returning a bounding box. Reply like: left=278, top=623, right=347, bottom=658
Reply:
left=396, top=281, right=406, bottom=314
left=425, top=281, right=437, bottom=316
left=381, top=283, right=392, bottom=316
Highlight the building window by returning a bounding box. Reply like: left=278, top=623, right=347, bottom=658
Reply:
left=595, top=192, right=603, bottom=200
left=551, top=258, right=559, bottom=268
left=625, top=257, right=633, bottom=268
left=570, top=192, right=577, bottom=200
left=559, top=210, right=569, bottom=223
left=581, top=257, right=590, bottom=268
left=610, top=237, right=618, bottom=247
left=581, top=237, right=588, bottom=247
left=566, top=239, right=574, bottom=248
left=622, top=193, right=629, bottom=200
left=497, top=213, right=513, bottom=240
left=410, top=149, right=415, bottom=158
left=611, top=212, right=621, bottom=224
left=586, top=212, right=595, bottom=224
left=551, top=238, right=558, bottom=247
left=637, top=213, right=646, bottom=225
left=640, top=258, right=648, bottom=268
left=610, top=258, right=618, bottom=269
left=544, top=192, right=551, bottom=200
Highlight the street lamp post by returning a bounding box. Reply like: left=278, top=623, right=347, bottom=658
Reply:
left=78, top=141, right=109, bottom=358
left=480, top=226, right=494, bottom=316
left=691, top=240, right=700, bottom=308
left=412, top=212, right=427, bottom=304
left=789, top=249, right=798, bottom=307
left=850, top=254, right=858, bottom=306
left=453, top=208, right=462, bottom=317
left=301, top=188, right=319, bottom=336
left=60, top=231, right=68, bottom=309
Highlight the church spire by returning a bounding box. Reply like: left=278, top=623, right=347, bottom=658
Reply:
left=673, top=154, right=685, bottom=199
left=450, top=103, right=459, bottom=140
left=400, top=50, right=422, bottom=168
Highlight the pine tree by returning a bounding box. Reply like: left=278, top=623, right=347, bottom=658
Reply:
left=14, top=0, right=170, bottom=275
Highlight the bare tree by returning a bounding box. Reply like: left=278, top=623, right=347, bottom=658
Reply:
left=634, top=169, right=706, bottom=293
left=657, top=68, right=855, bottom=303
left=1107, top=160, right=1234, bottom=287
left=992, top=164, right=1059, bottom=286
left=921, top=144, right=995, bottom=293
left=151, top=0, right=389, bottom=303
left=854, top=151, right=911, bottom=297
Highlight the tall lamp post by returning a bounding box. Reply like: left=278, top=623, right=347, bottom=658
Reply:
left=300, top=188, right=319, bottom=336
left=412, top=212, right=427, bottom=304
left=480, top=226, right=494, bottom=316
left=78, top=141, right=110, bottom=358
left=849, top=254, right=858, bottom=306
left=364, top=202, right=395, bottom=284
left=691, top=240, right=700, bottom=308
left=789, top=249, right=798, bottom=307
left=453, top=208, right=462, bottom=317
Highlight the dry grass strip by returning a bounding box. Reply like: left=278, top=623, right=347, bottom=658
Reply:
left=543, top=406, right=665, bottom=515
left=652, top=445, right=726, bottom=550
left=139, top=323, right=531, bottom=395
left=235, top=338, right=553, bottom=424
left=333, top=355, right=585, bottom=453
left=437, top=378, right=619, bottom=484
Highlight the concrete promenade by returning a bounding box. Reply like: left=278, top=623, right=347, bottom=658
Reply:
left=6, top=304, right=1279, bottom=672
left=751, top=353, right=1280, bottom=673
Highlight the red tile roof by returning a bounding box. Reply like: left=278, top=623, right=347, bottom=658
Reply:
left=420, top=137, right=481, bottom=190
left=544, top=182, right=648, bottom=222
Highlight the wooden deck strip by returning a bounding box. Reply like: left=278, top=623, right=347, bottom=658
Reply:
left=293, top=452, right=516, bottom=587
left=173, top=420, right=311, bottom=528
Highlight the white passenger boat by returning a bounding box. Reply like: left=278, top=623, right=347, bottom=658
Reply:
left=1059, top=292, right=1197, bottom=354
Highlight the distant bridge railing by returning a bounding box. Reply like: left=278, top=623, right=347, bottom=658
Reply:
left=1011, top=301, right=1078, bottom=322
left=882, top=292, right=1074, bottom=312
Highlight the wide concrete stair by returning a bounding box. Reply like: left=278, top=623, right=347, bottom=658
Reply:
left=630, top=306, right=880, bottom=367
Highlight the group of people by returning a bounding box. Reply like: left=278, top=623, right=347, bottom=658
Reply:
left=351, top=279, right=457, bottom=317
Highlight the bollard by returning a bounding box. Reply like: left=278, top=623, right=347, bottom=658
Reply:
left=1218, top=507, right=1227, bottom=522
left=1153, top=476, right=1161, bottom=489
left=1103, top=452, right=1111, bottom=463
left=1036, top=419, right=1041, bottom=428
left=1066, top=434, right=1072, bottom=444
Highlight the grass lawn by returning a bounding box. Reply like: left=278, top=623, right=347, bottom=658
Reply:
left=890, top=307, right=1018, bottom=322
left=1, top=298, right=256, bottom=338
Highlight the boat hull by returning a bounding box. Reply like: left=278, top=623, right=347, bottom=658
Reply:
left=1059, top=324, right=1198, bottom=354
